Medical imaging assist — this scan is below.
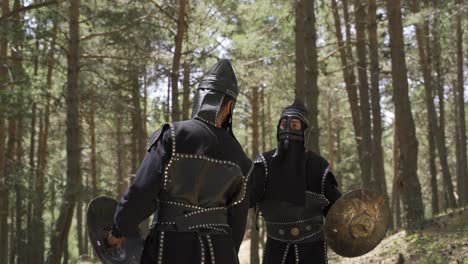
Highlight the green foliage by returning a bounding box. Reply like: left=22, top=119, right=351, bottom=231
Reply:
left=0, top=0, right=465, bottom=262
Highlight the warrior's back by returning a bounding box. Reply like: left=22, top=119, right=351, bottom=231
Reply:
left=159, top=119, right=250, bottom=205
left=152, top=119, right=251, bottom=232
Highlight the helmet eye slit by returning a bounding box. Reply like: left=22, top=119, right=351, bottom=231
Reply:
left=279, top=117, right=302, bottom=131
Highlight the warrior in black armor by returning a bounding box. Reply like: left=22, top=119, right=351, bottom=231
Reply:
left=252, top=101, right=341, bottom=264
left=108, top=59, right=252, bottom=264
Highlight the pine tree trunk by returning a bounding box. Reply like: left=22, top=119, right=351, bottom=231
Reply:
left=131, top=125, right=137, bottom=174
left=33, top=24, right=40, bottom=76
left=88, top=108, right=97, bottom=196
left=116, top=110, right=127, bottom=196
left=243, top=117, right=250, bottom=157
left=165, top=76, right=170, bottom=122
left=331, top=0, right=365, bottom=187
left=131, top=68, right=146, bottom=164
left=62, top=240, right=68, bottom=264
left=33, top=19, right=58, bottom=264
left=130, top=70, right=138, bottom=173
left=9, top=204, right=14, bottom=264
left=7, top=0, right=23, bottom=262
left=15, top=111, right=25, bottom=264
left=368, top=0, right=388, bottom=198
left=453, top=82, right=463, bottom=207
left=83, top=156, right=89, bottom=256
left=182, top=61, right=191, bottom=120
left=411, top=0, right=457, bottom=208
left=431, top=13, right=446, bottom=149
left=130, top=68, right=149, bottom=236
left=455, top=0, right=467, bottom=205
left=50, top=169, right=57, bottom=223
left=11, top=0, right=26, bottom=261
left=85, top=109, right=95, bottom=251
left=343, top=0, right=355, bottom=73
left=251, top=90, right=259, bottom=175
left=429, top=4, right=452, bottom=211
left=295, top=0, right=305, bottom=101
left=335, top=102, right=342, bottom=186
left=430, top=9, right=442, bottom=215
left=429, top=126, right=439, bottom=215
left=395, top=194, right=401, bottom=228
left=11, top=134, right=18, bottom=264
left=327, top=98, right=334, bottom=169
left=4, top=111, right=17, bottom=264
left=304, top=0, right=319, bottom=152
left=47, top=0, right=81, bottom=262
left=75, top=113, right=84, bottom=255
left=391, top=120, right=399, bottom=229
left=0, top=119, right=6, bottom=264
left=0, top=0, right=10, bottom=261
left=77, top=199, right=84, bottom=255
left=143, top=68, right=148, bottom=141
left=171, top=0, right=186, bottom=122
left=26, top=103, right=36, bottom=264
left=250, top=87, right=260, bottom=264
left=267, top=95, right=273, bottom=150
left=260, top=87, right=266, bottom=152
left=386, top=0, right=424, bottom=230
left=354, top=0, right=373, bottom=189
left=34, top=111, right=43, bottom=259
left=28, top=22, right=40, bottom=258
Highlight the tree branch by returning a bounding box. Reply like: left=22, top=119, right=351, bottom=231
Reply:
left=0, top=1, right=58, bottom=21
left=148, top=0, right=178, bottom=23
left=80, top=14, right=150, bottom=42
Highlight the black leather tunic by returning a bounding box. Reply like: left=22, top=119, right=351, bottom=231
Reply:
left=252, top=150, right=341, bottom=264
left=114, top=119, right=252, bottom=264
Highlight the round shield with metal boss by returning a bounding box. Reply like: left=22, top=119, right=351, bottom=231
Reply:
left=87, top=196, right=144, bottom=264
left=324, top=189, right=390, bottom=257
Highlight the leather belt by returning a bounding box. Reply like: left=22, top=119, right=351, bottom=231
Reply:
left=155, top=201, right=229, bottom=233
left=265, top=216, right=323, bottom=243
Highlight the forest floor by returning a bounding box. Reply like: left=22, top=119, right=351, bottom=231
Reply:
left=328, top=207, right=468, bottom=264
left=239, top=208, right=468, bottom=264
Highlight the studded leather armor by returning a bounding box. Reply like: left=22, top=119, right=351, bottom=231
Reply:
left=150, top=122, right=250, bottom=234
left=255, top=154, right=331, bottom=244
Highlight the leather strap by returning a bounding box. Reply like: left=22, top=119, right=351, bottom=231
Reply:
left=265, top=215, right=323, bottom=242
left=156, top=202, right=228, bottom=232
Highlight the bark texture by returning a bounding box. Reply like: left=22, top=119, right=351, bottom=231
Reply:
left=47, top=0, right=81, bottom=262
left=170, top=0, right=186, bottom=122
left=386, top=0, right=424, bottom=229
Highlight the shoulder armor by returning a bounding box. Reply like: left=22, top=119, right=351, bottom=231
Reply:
left=253, top=153, right=269, bottom=203
left=146, top=123, right=170, bottom=151
left=254, top=154, right=268, bottom=171
left=254, top=154, right=264, bottom=164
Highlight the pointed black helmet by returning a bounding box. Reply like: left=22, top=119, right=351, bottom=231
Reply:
left=192, top=59, right=239, bottom=135
left=280, top=100, right=309, bottom=127
left=197, top=59, right=239, bottom=99
left=277, top=100, right=309, bottom=145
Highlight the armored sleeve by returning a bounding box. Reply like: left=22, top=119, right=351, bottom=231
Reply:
left=250, top=155, right=268, bottom=207
left=322, top=169, right=341, bottom=217
left=227, top=157, right=253, bottom=253
left=112, top=125, right=171, bottom=238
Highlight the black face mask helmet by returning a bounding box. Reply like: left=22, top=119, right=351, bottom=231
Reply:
left=277, top=100, right=309, bottom=150
left=191, top=59, right=238, bottom=136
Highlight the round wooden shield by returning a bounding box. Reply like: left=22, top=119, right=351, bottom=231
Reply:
left=86, top=196, right=144, bottom=264
left=324, top=189, right=390, bottom=257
